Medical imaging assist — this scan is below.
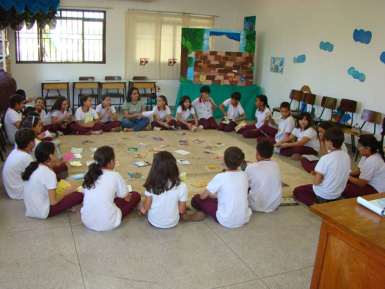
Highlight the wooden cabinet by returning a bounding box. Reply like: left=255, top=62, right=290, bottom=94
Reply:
left=310, top=193, right=385, bottom=289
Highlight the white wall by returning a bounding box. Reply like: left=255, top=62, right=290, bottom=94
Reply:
left=247, top=0, right=385, bottom=129
left=9, top=0, right=250, bottom=105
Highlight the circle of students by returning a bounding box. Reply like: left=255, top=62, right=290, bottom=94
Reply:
left=2, top=87, right=385, bottom=231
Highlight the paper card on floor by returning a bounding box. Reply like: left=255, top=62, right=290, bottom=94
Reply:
left=174, top=149, right=190, bottom=156
left=69, top=161, right=82, bottom=167
left=179, top=139, right=188, bottom=145
left=177, top=159, right=191, bottom=165
left=191, top=180, right=207, bottom=188
left=71, top=147, right=83, bottom=154
left=180, top=172, right=187, bottom=181
left=73, top=153, right=82, bottom=159
left=127, top=184, right=133, bottom=192
left=192, top=138, right=204, bottom=144
left=281, top=197, right=299, bottom=206
left=63, top=152, right=74, bottom=162
left=152, top=136, right=164, bottom=141
left=128, top=147, right=139, bottom=152
left=69, top=173, right=85, bottom=180
left=128, top=172, right=143, bottom=179
left=206, top=164, right=222, bottom=171
left=134, top=161, right=150, bottom=167
left=302, top=155, right=319, bottom=162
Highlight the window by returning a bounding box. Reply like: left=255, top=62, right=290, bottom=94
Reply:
left=126, top=11, right=214, bottom=80
left=15, top=9, right=106, bottom=63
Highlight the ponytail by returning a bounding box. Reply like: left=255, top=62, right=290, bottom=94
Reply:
left=22, top=161, right=39, bottom=181
left=82, top=146, right=115, bottom=189
left=83, top=163, right=103, bottom=189
left=22, top=141, right=55, bottom=181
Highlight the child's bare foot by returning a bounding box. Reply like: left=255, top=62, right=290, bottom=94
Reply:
left=111, top=127, right=121, bottom=132
left=182, top=211, right=206, bottom=222
left=154, top=127, right=162, bottom=131
left=191, top=126, right=197, bottom=132
left=123, top=128, right=133, bottom=132
left=91, top=130, right=103, bottom=135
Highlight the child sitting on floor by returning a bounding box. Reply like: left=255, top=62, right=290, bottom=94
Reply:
left=95, top=95, right=121, bottom=132
left=191, top=146, right=251, bottom=228
left=121, top=87, right=149, bottom=131
left=81, top=146, right=141, bottom=231
left=268, top=102, right=295, bottom=145
left=176, top=95, right=198, bottom=131
left=342, top=134, right=385, bottom=198
left=192, top=86, right=218, bottom=129
left=34, top=97, right=49, bottom=125
left=140, top=151, right=204, bottom=228
left=277, top=112, right=319, bottom=160
left=293, top=127, right=350, bottom=206
left=2, top=128, right=35, bottom=200
left=72, top=95, right=103, bottom=135
left=21, top=114, right=68, bottom=180
left=151, top=95, right=176, bottom=130
left=4, top=94, right=25, bottom=144
left=245, top=140, right=282, bottom=212
left=218, top=92, right=245, bottom=132
left=237, top=95, right=272, bottom=138
left=22, top=141, right=83, bottom=219
left=46, top=97, right=73, bottom=134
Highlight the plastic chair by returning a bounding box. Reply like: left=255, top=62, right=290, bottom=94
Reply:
left=273, top=89, right=303, bottom=114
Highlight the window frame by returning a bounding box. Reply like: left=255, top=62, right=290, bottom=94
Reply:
left=15, top=8, right=106, bottom=64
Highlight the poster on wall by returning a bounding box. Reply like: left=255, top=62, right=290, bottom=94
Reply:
left=270, top=57, right=285, bottom=73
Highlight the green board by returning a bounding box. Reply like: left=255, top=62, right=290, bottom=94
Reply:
left=176, top=80, right=262, bottom=120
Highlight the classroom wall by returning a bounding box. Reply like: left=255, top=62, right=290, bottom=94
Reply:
left=246, top=0, right=385, bottom=129
left=8, top=0, right=249, bottom=105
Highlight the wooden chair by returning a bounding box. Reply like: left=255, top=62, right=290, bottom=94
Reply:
left=273, top=89, right=303, bottom=114
left=316, top=96, right=337, bottom=121
left=77, top=76, right=99, bottom=107
left=292, top=92, right=316, bottom=119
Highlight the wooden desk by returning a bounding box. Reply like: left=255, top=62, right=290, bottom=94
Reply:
left=72, top=81, right=99, bottom=109
left=310, top=193, right=385, bottom=289
left=41, top=81, right=70, bottom=108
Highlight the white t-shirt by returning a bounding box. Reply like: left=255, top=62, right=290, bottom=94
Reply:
left=4, top=108, right=22, bottom=144
left=358, top=153, right=385, bottom=192
left=176, top=106, right=196, bottom=121
left=75, top=107, right=99, bottom=124
left=255, top=107, right=271, bottom=129
left=95, top=104, right=117, bottom=123
left=275, top=116, right=295, bottom=142
left=245, top=160, right=282, bottom=212
left=81, top=170, right=128, bottom=231
left=2, top=149, right=33, bottom=200
left=313, top=150, right=351, bottom=200
left=144, top=182, right=188, bottom=229
left=23, top=164, right=57, bottom=219
left=222, top=99, right=245, bottom=121
left=292, top=127, right=320, bottom=152
left=192, top=97, right=214, bottom=119
left=50, top=110, right=72, bottom=123
left=152, top=106, right=171, bottom=122
left=207, top=171, right=251, bottom=228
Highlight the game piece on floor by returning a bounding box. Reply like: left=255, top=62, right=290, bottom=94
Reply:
left=63, top=152, right=74, bottom=162
left=177, top=159, right=191, bottom=165
left=235, top=121, right=247, bottom=132
left=68, top=173, right=86, bottom=180
left=56, top=180, right=72, bottom=200
left=71, top=147, right=83, bottom=154
left=128, top=172, right=143, bottom=179
left=191, top=180, right=207, bottom=188
left=192, top=138, right=204, bottom=144
left=127, top=184, right=133, bottom=192
left=179, top=139, right=188, bottom=146
left=281, top=197, right=299, bottom=206
left=133, top=161, right=151, bottom=168
left=174, top=149, right=190, bottom=155
left=204, top=150, right=214, bottom=154
left=302, top=154, right=319, bottom=162
left=282, top=182, right=289, bottom=187
left=128, top=147, right=139, bottom=152
left=82, top=140, right=94, bottom=144
left=69, top=161, right=82, bottom=167
left=206, top=164, right=221, bottom=171
left=180, top=172, right=187, bottom=181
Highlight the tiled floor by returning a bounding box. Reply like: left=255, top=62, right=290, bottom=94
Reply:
left=0, top=130, right=321, bottom=289
left=0, top=195, right=320, bottom=289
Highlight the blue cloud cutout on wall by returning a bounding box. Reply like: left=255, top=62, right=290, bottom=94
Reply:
left=347, top=66, right=366, bottom=82
left=353, top=29, right=372, bottom=44
left=293, top=54, right=306, bottom=63
left=319, top=41, right=334, bottom=52
left=380, top=52, right=385, bottom=64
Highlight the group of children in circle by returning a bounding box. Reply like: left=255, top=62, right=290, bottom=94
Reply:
left=2, top=87, right=385, bottom=231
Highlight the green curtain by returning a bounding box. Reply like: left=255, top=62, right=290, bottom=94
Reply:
left=176, top=80, right=262, bottom=120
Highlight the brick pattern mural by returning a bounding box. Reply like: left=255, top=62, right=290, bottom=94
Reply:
left=193, top=51, right=254, bottom=86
